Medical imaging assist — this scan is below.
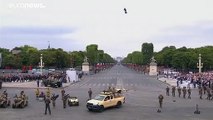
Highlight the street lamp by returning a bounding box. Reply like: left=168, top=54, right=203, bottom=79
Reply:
left=197, top=54, right=203, bottom=74
left=39, top=54, right=44, bottom=75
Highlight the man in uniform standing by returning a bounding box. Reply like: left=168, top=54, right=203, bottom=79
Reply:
left=44, top=96, right=51, bottom=115
left=51, top=93, right=58, bottom=108
left=62, top=94, right=69, bottom=108
left=46, top=88, right=51, bottom=98
left=182, top=87, right=187, bottom=98
left=88, top=88, right=92, bottom=100
left=158, top=94, right=164, bottom=108
left=187, top=87, right=191, bottom=99
left=61, top=89, right=65, bottom=100
left=166, top=86, right=170, bottom=96
left=172, top=86, right=176, bottom=97
left=177, top=87, right=181, bottom=98
left=35, top=88, right=39, bottom=100
left=199, top=87, right=203, bottom=99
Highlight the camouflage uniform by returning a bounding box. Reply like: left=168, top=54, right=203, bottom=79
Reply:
left=172, top=86, right=176, bottom=97
left=166, top=86, right=170, bottom=96
left=199, top=88, right=203, bottom=99
left=46, top=88, right=51, bottom=98
left=177, top=87, right=181, bottom=97
left=182, top=87, right=186, bottom=99
left=187, top=87, right=191, bottom=99
left=35, top=88, right=39, bottom=99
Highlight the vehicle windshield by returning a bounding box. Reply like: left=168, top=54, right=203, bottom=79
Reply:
left=94, top=95, right=105, bottom=101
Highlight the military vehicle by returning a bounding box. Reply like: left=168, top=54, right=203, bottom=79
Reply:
left=0, top=96, right=10, bottom=108
left=42, top=79, right=62, bottom=88
left=12, top=95, right=28, bottom=108
left=68, top=96, right=79, bottom=106
left=86, top=89, right=125, bottom=112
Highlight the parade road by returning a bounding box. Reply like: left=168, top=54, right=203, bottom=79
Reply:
left=0, top=65, right=213, bottom=120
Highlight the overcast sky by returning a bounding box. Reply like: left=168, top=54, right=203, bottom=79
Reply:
left=1, top=0, right=213, bottom=57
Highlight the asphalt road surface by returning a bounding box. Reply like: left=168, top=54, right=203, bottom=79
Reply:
left=0, top=65, right=212, bottom=120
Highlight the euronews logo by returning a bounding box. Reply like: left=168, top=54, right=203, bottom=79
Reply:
left=9, top=3, right=46, bottom=9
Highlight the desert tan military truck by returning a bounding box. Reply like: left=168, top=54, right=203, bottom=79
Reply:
left=86, top=89, right=125, bottom=112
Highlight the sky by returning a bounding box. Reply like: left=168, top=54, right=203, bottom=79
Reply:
left=1, top=0, right=213, bottom=57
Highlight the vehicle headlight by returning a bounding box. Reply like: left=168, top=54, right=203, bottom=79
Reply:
left=95, top=103, right=99, bottom=105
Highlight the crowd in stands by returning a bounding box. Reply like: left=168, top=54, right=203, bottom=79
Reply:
left=0, top=72, right=67, bottom=83
left=166, top=72, right=213, bottom=89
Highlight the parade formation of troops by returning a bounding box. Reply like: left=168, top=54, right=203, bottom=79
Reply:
left=166, top=85, right=213, bottom=100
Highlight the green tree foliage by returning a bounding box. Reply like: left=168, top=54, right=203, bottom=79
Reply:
left=69, top=51, right=85, bottom=68
left=141, top=43, right=153, bottom=65
left=102, top=53, right=115, bottom=63
left=155, top=46, right=176, bottom=67
left=131, top=51, right=143, bottom=65
left=0, top=44, right=115, bottom=69
left=122, top=53, right=132, bottom=63
left=19, top=45, right=40, bottom=66
left=41, top=48, right=70, bottom=68
left=125, top=44, right=213, bottom=72
left=98, top=50, right=104, bottom=63
left=0, top=48, right=10, bottom=68
left=86, top=44, right=98, bottom=66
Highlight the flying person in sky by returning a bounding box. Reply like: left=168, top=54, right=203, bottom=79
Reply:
left=124, top=8, right=127, bottom=14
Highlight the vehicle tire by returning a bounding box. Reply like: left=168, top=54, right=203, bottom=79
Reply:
left=99, top=105, right=104, bottom=112
left=68, top=102, right=72, bottom=106
left=26, top=101, right=28, bottom=106
left=8, top=100, right=11, bottom=106
left=88, top=108, right=92, bottom=111
left=20, top=102, right=24, bottom=108
left=12, top=104, right=15, bottom=108
left=115, top=101, right=122, bottom=108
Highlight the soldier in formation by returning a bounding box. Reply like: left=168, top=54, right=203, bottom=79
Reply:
left=182, top=87, right=186, bottom=99
left=166, top=86, right=170, bottom=96
left=177, top=87, right=181, bottom=98
left=46, top=88, right=51, bottom=98
left=187, top=87, right=191, bottom=99
left=199, top=87, right=203, bottom=99
left=172, top=86, right=176, bottom=97
left=61, top=89, right=65, bottom=99
left=51, top=93, right=58, bottom=108
left=35, top=88, right=39, bottom=100
left=206, top=88, right=211, bottom=100
left=62, top=94, right=69, bottom=109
